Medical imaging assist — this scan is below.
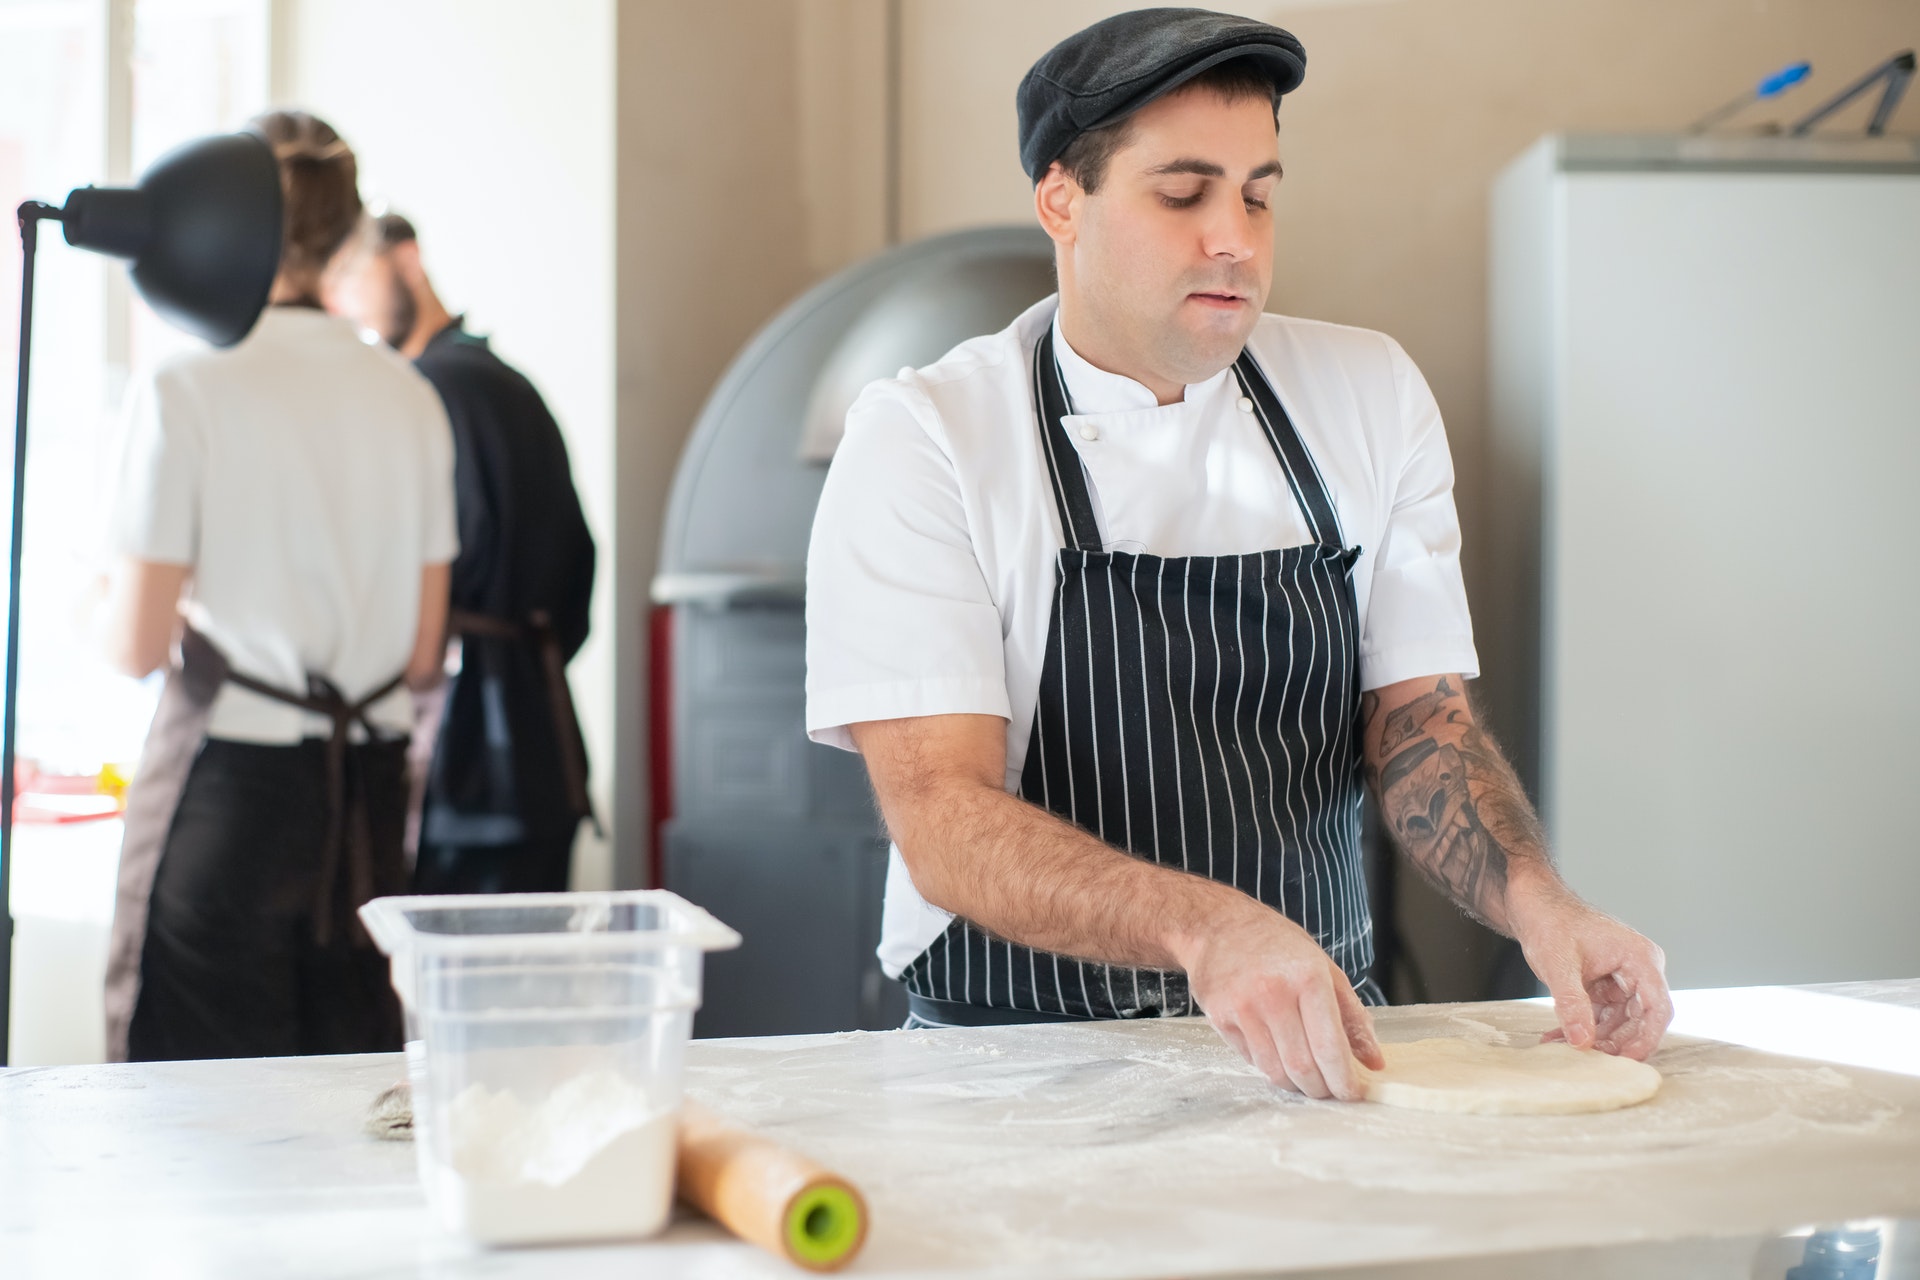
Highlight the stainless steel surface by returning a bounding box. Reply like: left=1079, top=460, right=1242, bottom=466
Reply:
left=648, top=572, right=805, bottom=609
left=1556, top=132, right=1920, bottom=172
left=796, top=251, right=1057, bottom=461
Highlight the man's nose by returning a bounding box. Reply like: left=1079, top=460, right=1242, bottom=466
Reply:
left=1200, top=195, right=1260, bottom=263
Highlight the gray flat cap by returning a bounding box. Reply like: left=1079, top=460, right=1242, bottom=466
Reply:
left=1017, top=8, right=1307, bottom=182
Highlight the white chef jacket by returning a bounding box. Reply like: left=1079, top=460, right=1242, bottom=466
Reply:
left=805, top=296, right=1478, bottom=977
left=110, top=307, right=459, bottom=744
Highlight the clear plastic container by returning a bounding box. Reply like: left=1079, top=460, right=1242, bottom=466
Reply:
left=359, top=891, right=741, bottom=1246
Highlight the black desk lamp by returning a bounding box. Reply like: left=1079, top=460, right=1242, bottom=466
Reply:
left=3, top=131, right=282, bottom=1062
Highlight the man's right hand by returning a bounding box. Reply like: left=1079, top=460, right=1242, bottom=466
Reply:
left=852, top=712, right=1385, bottom=1101
left=1177, top=895, right=1385, bottom=1101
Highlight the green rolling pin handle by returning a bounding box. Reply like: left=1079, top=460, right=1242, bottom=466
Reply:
left=786, top=1183, right=865, bottom=1268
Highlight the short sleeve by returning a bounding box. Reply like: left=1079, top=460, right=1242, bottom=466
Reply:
left=108, top=367, right=202, bottom=565
left=1357, top=339, right=1480, bottom=690
left=805, top=384, right=1012, bottom=752
left=417, top=386, right=459, bottom=566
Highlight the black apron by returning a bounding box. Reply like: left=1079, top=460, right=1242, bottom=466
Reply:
left=408, top=610, right=597, bottom=895
left=442, top=607, right=596, bottom=833
left=105, top=628, right=410, bottom=1061
left=901, top=330, right=1381, bottom=1026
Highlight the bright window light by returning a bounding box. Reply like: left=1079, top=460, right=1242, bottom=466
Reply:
left=1667, top=986, right=1919, bottom=1079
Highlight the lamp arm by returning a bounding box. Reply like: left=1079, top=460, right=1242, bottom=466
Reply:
left=3, top=200, right=65, bottom=1064
left=1789, top=50, right=1916, bottom=137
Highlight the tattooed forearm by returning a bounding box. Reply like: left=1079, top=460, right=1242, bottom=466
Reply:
left=1378, top=676, right=1456, bottom=754
left=1375, top=735, right=1509, bottom=915
left=1362, top=676, right=1552, bottom=935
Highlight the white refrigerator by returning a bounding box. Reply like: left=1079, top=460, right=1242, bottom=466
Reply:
left=1487, top=134, right=1920, bottom=990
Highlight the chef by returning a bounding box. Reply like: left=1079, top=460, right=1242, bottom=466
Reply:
left=805, top=8, right=1673, bottom=1100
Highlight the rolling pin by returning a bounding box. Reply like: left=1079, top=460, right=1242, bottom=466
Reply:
left=677, top=1100, right=869, bottom=1272
left=365, top=1084, right=868, bottom=1270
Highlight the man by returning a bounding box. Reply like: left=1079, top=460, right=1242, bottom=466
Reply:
left=328, top=213, right=596, bottom=894
left=805, top=9, right=1672, bottom=1100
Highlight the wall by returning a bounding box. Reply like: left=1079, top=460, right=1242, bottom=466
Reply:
left=287, top=0, right=621, bottom=885
left=615, top=0, right=818, bottom=885
left=798, top=0, right=893, bottom=272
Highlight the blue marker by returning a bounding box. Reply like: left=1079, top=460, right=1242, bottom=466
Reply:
left=1690, top=61, right=1813, bottom=132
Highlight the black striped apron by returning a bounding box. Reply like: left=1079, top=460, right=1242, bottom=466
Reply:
left=901, top=328, right=1381, bottom=1025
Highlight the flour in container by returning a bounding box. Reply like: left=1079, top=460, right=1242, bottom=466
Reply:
left=422, top=1068, right=677, bottom=1245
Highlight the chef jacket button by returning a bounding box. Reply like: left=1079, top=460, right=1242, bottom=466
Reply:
left=1237, top=396, right=1254, bottom=413
left=1078, top=423, right=1099, bottom=441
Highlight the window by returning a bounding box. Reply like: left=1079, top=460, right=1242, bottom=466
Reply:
left=129, top=0, right=273, bottom=374
left=1, top=0, right=272, bottom=1065
left=1, top=0, right=270, bottom=773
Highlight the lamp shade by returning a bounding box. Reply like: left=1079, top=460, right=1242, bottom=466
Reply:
left=57, top=131, right=283, bottom=348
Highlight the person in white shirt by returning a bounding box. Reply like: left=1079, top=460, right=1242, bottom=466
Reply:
left=97, top=111, right=457, bottom=1062
left=806, top=8, right=1672, bottom=1100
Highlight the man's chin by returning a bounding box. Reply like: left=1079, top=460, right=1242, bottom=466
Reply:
left=1164, top=315, right=1259, bottom=379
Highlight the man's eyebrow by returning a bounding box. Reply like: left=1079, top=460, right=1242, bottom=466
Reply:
left=1145, top=157, right=1226, bottom=178
left=1143, top=158, right=1284, bottom=181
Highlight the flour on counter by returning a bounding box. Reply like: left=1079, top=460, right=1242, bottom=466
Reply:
left=421, top=1069, right=677, bottom=1246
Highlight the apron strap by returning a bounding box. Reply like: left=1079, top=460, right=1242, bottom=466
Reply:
left=1030, top=324, right=1348, bottom=553
left=1232, top=351, right=1346, bottom=549
left=190, top=628, right=406, bottom=947
left=448, top=608, right=601, bottom=837
left=1031, top=327, right=1105, bottom=552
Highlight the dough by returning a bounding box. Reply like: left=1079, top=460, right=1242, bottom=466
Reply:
left=1363, top=1037, right=1661, bottom=1115
left=364, top=1081, right=414, bottom=1141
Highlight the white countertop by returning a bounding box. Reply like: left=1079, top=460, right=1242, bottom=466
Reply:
left=4, top=981, right=1918, bottom=1280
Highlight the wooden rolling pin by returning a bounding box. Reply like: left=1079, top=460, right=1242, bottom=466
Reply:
left=677, top=1100, right=869, bottom=1272
left=365, top=1085, right=868, bottom=1270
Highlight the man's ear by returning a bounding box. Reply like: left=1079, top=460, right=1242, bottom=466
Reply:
left=1033, top=161, right=1082, bottom=248
left=391, top=240, right=428, bottom=290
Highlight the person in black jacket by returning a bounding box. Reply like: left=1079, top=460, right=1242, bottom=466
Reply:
left=328, top=213, right=597, bottom=893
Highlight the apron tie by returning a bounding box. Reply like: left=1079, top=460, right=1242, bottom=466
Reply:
left=211, top=641, right=406, bottom=946
left=105, top=630, right=405, bottom=1060
left=447, top=607, right=600, bottom=837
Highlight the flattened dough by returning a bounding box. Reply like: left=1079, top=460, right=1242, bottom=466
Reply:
left=1363, top=1037, right=1661, bottom=1115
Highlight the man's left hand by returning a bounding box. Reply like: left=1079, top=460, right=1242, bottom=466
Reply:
left=1509, top=877, right=1674, bottom=1061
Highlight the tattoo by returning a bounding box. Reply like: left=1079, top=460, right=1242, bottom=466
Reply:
left=1377, top=737, right=1508, bottom=913
left=1364, top=678, right=1548, bottom=933
left=1378, top=675, right=1457, bottom=754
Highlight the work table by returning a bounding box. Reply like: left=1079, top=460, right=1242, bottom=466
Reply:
left=4, top=980, right=1918, bottom=1279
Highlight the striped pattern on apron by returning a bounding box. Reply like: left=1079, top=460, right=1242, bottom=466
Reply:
left=900, top=327, right=1380, bottom=1021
